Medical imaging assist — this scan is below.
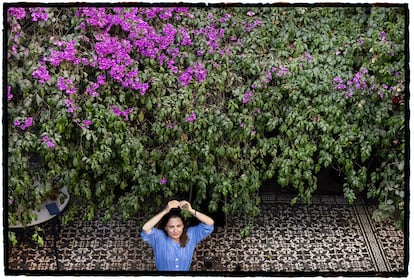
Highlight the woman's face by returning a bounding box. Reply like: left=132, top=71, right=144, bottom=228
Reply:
left=165, top=216, right=184, bottom=242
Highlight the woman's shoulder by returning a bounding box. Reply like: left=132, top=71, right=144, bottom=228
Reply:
left=187, top=222, right=214, bottom=233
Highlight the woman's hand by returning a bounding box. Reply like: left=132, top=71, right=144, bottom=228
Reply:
left=165, top=200, right=181, bottom=212
left=180, top=200, right=214, bottom=225
left=179, top=200, right=193, bottom=212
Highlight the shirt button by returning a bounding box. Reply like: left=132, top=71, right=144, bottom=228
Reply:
left=175, top=258, right=179, bottom=261
left=176, top=265, right=179, bottom=268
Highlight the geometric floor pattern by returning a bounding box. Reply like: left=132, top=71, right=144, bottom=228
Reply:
left=5, top=194, right=407, bottom=276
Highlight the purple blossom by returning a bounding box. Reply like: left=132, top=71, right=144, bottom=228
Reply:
left=242, top=90, right=253, bottom=104
left=98, top=57, right=113, bottom=70
left=179, top=28, right=192, bottom=46
left=49, top=50, right=64, bottom=66
left=86, top=83, right=99, bottom=97
left=63, top=40, right=76, bottom=61
left=139, top=83, right=149, bottom=95
left=57, top=77, right=76, bottom=95
left=109, top=64, right=126, bottom=81
left=159, top=177, right=167, bottom=185
left=42, top=135, right=55, bottom=148
left=380, top=31, right=387, bottom=41
left=304, top=51, right=314, bottom=61
left=81, top=119, right=92, bottom=129
left=193, top=63, right=207, bottom=82
left=9, top=197, right=13, bottom=206
left=65, top=98, right=78, bottom=117
left=79, top=7, right=111, bottom=29
left=32, top=65, right=51, bottom=84
left=157, top=52, right=167, bottom=64
left=7, top=86, right=13, bottom=101
left=97, top=74, right=106, bottom=85
left=20, top=117, right=33, bottom=130
left=8, top=8, right=26, bottom=20
left=29, top=7, right=49, bottom=22
left=185, top=112, right=197, bottom=122
left=178, top=68, right=193, bottom=87
left=278, top=65, right=290, bottom=74
left=14, top=117, right=33, bottom=130
left=254, top=19, right=263, bottom=26
left=333, top=76, right=343, bottom=84
left=110, top=105, right=134, bottom=121
left=178, top=63, right=207, bottom=87
left=247, top=11, right=255, bottom=17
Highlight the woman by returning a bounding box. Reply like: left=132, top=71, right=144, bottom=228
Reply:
left=141, top=200, right=214, bottom=271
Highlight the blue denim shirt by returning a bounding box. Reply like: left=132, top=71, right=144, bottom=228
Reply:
left=141, top=223, right=214, bottom=271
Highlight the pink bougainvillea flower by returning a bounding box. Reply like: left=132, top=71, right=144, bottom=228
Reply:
left=29, top=7, right=49, bottom=22
left=14, top=117, right=33, bottom=130
left=159, top=177, right=167, bottom=185
left=8, top=8, right=26, bottom=20
left=81, top=119, right=92, bottom=129
left=32, top=65, right=51, bottom=84
left=7, top=86, right=13, bottom=101
left=242, top=90, right=253, bottom=104
left=42, top=135, right=55, bottom=148
left=185, top=112, right=197, bottom=122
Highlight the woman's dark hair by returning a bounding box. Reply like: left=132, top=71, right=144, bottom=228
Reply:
left=160, top=208, right=189, bottom=247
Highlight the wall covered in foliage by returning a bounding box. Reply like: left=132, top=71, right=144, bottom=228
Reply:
left=6, top=5, right=407, bottom=243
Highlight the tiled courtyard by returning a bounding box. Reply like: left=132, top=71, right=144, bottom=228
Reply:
left=6, top=194, right=406, bottom=276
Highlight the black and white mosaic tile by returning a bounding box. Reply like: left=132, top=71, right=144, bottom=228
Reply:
left=5, top=195, right=406, bottom=275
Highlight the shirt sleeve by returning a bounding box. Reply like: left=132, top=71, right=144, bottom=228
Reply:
left=141, top=228, right=164, bottom=248
left=189, top=222, right=214, bottom=244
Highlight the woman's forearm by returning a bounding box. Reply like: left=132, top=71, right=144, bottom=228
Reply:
left=142, top=209, right=168, bottom=233
left=191, top=209, right=214, bottom=225
left=142, top=200, right=181, bottom=233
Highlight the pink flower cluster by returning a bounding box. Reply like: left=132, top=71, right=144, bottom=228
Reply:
left=42, top=135, right=55, bottom=148
left=49, top=40, right=77, bottom=66
left=65, top=99, right=78, bottom=117
left=57, top=77, right=77, bottom=95
left=7, top=86, right=13, bottom=101
left=242, top=90, right=253, bottom=104
left=74, top=118, right=93, bottom=129
left=32, top=65, right=51, bottom=84
left=159, top=177, right=167, bottom=185
left=333, top=68, right=399, bottom=99
left=185, top=112, right=197, bottom=122
left=74, top=7, right=193, bottom=95
left=7, top=8, right=25, bottom=57
left=29, top=7, right=49, bottom=22
left=8, top=8, right=26, bottom=20
left=110, top=105, right=134, bottom=121
left=14, top=117, right=33, bottom=130
left=178, top=62, right=207, bottom=87
left=86, top=74, right=106, bottom=97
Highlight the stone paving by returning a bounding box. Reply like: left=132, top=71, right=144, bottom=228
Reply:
left=5, top=194, right=407, bottom=276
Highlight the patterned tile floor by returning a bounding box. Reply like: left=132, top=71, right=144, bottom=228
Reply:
left=5, top=194, right=407, bottom=276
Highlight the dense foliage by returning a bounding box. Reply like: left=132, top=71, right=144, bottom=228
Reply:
left=6, top=5, right=407, bottom=244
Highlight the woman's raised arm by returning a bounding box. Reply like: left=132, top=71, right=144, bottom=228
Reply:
left=142, top=200, right=180, bottom=233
